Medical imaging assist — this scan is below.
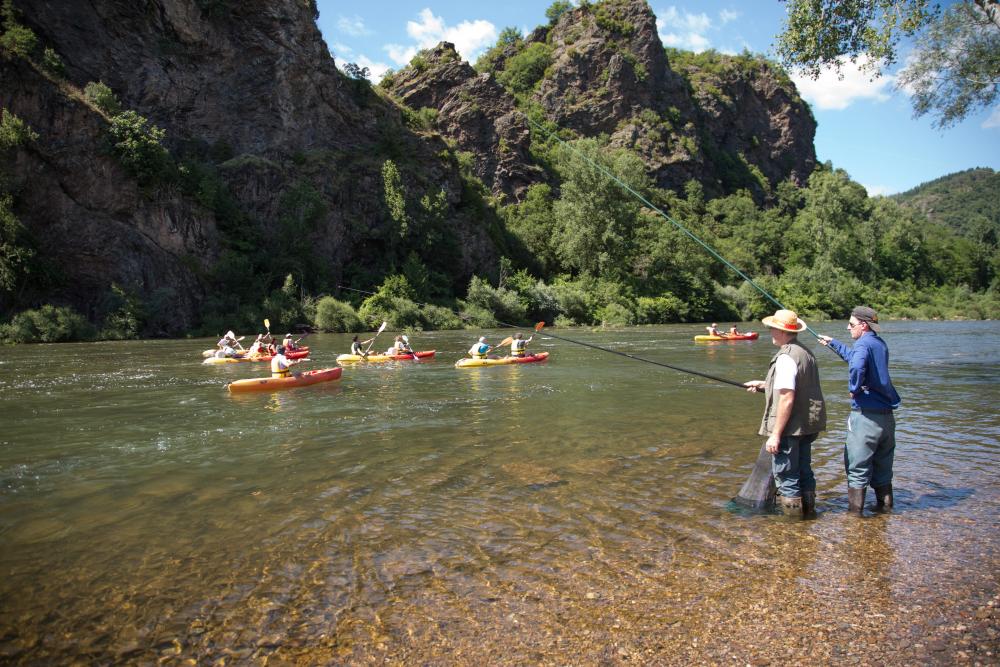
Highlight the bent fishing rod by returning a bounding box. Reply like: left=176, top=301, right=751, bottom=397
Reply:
left=532, top=321, right=746, bottom=389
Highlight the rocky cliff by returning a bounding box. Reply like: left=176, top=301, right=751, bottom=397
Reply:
left=382, top=0, right=816, bottom=202
left=2, top=0, right=502, bottom=330
left=1, top=0, right=818, bottom=332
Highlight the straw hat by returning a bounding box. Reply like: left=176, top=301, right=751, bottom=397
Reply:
left=761, top=309, right=806, bottom=332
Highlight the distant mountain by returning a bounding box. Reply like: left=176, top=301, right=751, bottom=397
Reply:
left=892, top=168, right=1000, bottom=242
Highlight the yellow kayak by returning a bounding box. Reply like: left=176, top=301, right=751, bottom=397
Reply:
left=455, top=352, right=549, bottom=368
left=694, top=332, right=758, bottom=342
left=336, top=350, right=436, bottom=364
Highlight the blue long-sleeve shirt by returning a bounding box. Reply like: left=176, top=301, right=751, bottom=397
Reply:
left=826, top=332, right=901, bottom=412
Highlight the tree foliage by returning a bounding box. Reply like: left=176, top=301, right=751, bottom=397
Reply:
left=776, top=0, right=1000, bottom=128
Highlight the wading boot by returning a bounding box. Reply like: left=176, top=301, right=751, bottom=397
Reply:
left=873, top=484, right=893, bottom=511
left=801, top=490, right=817, bottom=517
left=847, top=486, right=866, bottom=517
left=779, top=495, right=802, bottom=515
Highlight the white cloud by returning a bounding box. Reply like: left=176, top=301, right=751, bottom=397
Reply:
left=338, top=54, right=392, bottom=83
left=337, top=15, right=371, bottom=37
left=982, top=106, right=1000, bottom=129
left=790, top=58, right=894, bottom=110
left=656, top=6, right=715, bottom=53
left=331, top=42, right=354, bottom=58
left=660, top=31, right=710, bottom=52
left=862, top=184, right=894, bottom=197
left=658, top=7, right=711, bottom=33
left=385, top=8, right=497, bottom=66
left=719, top=9, right=740, bottom=24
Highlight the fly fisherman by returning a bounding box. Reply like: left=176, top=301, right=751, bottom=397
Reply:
left=744, top=309, right=827, bottom=516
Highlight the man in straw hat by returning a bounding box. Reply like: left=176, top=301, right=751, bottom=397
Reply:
left=744, top=309, right=827, bottom=516
left=819, top=306, right=901, bottom=516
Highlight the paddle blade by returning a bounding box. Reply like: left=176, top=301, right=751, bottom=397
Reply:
left=264, top=318, right=270, bottom=331
left=377, top=321, right=388, bottom=333
left=498, top=336, right=513, bottom=348
left=733, top=443, right=776, bottom=510
left=534, top=321, right=546, bottom=332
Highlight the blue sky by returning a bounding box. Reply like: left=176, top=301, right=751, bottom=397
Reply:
left=316, top=1, right=1000, bottom=196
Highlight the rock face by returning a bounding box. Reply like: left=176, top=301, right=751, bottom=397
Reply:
left=388, top=0, right=816, bottom=201
left=2, top=0, right=817, bottom=330
left=383, top=43, right=544, bottom=203
left=3, top=0, right=502, bottom=329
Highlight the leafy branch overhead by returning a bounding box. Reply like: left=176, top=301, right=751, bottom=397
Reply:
left=776, top=0, right=1000, bottom=128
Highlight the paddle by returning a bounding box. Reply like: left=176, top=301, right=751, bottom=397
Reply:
left=401, top=334, right=419, bottom=361
left=491, top=336, right=514, bottom=357
left=532, top=322, right=746, bottom=388
left=363, top=321, right=388, bottom=357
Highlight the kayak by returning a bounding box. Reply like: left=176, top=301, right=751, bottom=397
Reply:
left=202, top=349, right=309, bottom=364
left=202, top=346, right=309, bottom=358
left=227, top=367, right=343, bottom=393
left=694, top=332, right=759, bottom=342
left=455, top=352, right=550, bottom=368
left=336, top=350, right=436, bottom=363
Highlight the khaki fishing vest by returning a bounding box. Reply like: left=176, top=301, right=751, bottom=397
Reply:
left=759, top=339, right=827, bottom=437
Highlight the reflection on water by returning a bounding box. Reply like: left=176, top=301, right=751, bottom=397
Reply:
left=0, top=322, right=998, bottom=663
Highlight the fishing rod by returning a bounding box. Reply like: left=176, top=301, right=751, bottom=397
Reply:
left=532, top=322, right=746, bottom=389
left=523, top=114, right=825, bottom=342
left=338, top=287, right=749, bottom=389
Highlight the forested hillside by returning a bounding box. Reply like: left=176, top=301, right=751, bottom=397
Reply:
left=893, top=168, right=1000, bottom=239
left=0, top=0, right=996, bottom=344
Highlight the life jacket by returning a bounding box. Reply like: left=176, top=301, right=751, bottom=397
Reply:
left=351, top=342, right=363, bottom=355
left=511, top=339, right=528, bottom=357
left=271, top=355, right=290, bottom=378
left=469, top=343, right=489, bottom=359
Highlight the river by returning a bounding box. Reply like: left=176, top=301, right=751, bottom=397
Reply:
left=1, top=321, right=998, bottom=663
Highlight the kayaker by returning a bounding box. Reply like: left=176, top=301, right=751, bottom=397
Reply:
left=270, top=346, right=300, bottom=378
left=706, top=323, right=721, bottom=336
left=469, top=336, right=491, bottom=359
left=743, top=308, right=827, bottom=516
left=350, top=335, right=373, bottom=357
left=387, top=335, right=407, bottom=355
left=283, top=333, right=299, bottom=352
left=728, top=325, right=742, bottom=336
left=510, top=332, right=533, bottom=358
left=248, top=334, right=266, bottom=356
left=818, top=306, right=901, bottom=516
left=217, top=330, right=241, bottom=352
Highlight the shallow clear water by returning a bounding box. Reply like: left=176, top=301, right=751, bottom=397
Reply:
left=1, top=321, right=998, bottom=662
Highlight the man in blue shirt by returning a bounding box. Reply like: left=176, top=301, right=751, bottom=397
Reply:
left=819, top=306, right=901, bottom=516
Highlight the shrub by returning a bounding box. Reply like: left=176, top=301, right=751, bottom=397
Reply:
left=546, top=1, right=572, bottom=24
left=597, top=301, right=635, bottom=327
left=497, top=42, right=553, bottom=94
left=107, top=110, right=171, bottom=184
left=464, top=275, right=527, bottom=325
left=41, top=47, right=64, bottom=75
left=635, top=294, right=687, bottom=324
left=83, top=81, right=122, bottom=115
left=0, top=108, right=38, bottom=150
left=421, top=304, right=464, bottom=330
left=99, top=284, right=143, bottom=340
left=1, top=304, right=94, bottom=343
left=314, top=296, right=362, bottom=332
left=0, top=0, right=36, bottom=58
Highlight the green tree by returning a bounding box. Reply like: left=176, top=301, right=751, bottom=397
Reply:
left=896, top=2, right=1000, bottom=128
left=107, top=110, right=171, bottom=184
left=552, top=139, right=650, bottom=280
left=776, top=0, right=1000, bottom=128
left=0, top=194, right=33, bottom=293
left=84, top=81, right=122, bottom=115
left=0, top=108, right=38, bottom=149
left=497, top=42, right=553, bottom=94
left=546, top=1, right=573, bottom=25
left=0, top=0, right=37, bottom=58
left=382, top=159, right=408, bottom=237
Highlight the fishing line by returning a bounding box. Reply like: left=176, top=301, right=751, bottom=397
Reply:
left=524, top=114, right=823, bottom=340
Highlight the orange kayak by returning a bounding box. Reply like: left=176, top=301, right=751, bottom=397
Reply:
left=226, top=367, right=343, bottom=393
